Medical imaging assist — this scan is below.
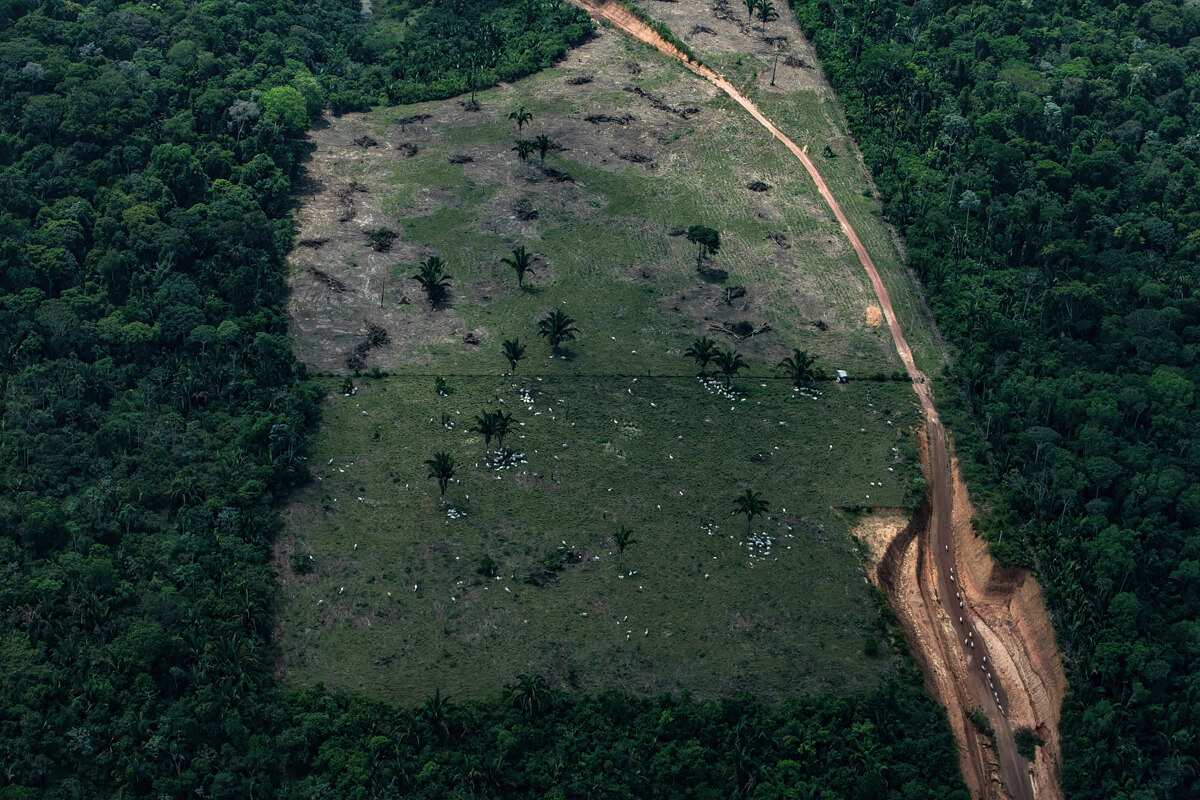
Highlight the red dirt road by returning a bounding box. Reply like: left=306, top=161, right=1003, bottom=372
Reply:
left=566, top=2, right=1066, bottom=798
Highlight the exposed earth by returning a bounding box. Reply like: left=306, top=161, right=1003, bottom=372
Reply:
left=568, top=1, right=1068, bottom=798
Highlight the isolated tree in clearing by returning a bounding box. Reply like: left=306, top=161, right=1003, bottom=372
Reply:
left=684, top=336, right=720, bottom=375
left=743, top=0, right=758, bottom=24
left=732, top=489, right=769, bottom=533
left=758, top=0, right=777, bottom=32
left=425, top=452, right=456, bottom=502
left=686, top=225, right=721, bottom=271
left=502, top=245, right=537, bottom=288
left=613, top=525, right=638, bottom=567
left=502, top=338, right=526, bottom=374
left=533, top=134, right=553, bottom=161
left=537, top=309, right=580, bottom=352
left=413, top=255, right=452, bottom=306
left=508, top=105, right=533, bottom=133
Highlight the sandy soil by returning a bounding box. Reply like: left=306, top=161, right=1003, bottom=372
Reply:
left=568, top=1, right=1067, bottom=797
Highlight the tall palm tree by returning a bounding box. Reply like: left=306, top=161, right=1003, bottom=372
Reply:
left=613, top=525, right=638, bottom=567
left=776, top=348, right=817, bottom=388
left=508, top=673, right=551, bottom=718
left=713, top=348, right=747, bottom=388
left=732, top=489, right=769, bottom=533
left=537, top=308, right=580, bottom=351
left=421, top=688, right=455, bottom=742
left=686, top=225, right=721, bottom=271
left=424, top=452, right=456, bottom=501
left=471, top=412, right=497, bottom=457
left=502, top=246, right=537, bottom=288
left=508, top=105, right=533, bottom=133
left=743, top=0, right=758, bottom=24
left=493, top=410, right=517, bottom=453
left=502, top=338, right=526, bottom=374
left=533, top=134, right=553, bottom=161
left=758, top=0, right=776, bottom=32
left=684, top=336, right=720, bottom=375
left=413, top=256, right=452, bottom=306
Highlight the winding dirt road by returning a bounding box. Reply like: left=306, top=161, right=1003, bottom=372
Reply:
left=565, top=2, right=1065, bottom=797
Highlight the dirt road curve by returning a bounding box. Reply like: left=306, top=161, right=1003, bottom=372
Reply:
left=565, top=2, right=1066, bottom=797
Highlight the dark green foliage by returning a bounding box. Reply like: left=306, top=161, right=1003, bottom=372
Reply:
left=413, top=255, right=452, bottom=306
left=794, top=0, right=1200, bottom=794
left=508, top=106, right=534, bottom=133
left=713, top=348, right=747, bottom=388
left=501, top=337, right=526, bottom=373
left=686, top=224, right=721, bottom=270
left=367, top=227, right=398, bottom=252
left=613, top=525, right=638, bottom=567
left=512, top=138, right=535, bottom=161
left=732, top=488, right=769, bottom=532
left=968, top=707, right=996, bottom=748
left=502, top=245, right=537, bottom=288
left=476, top=553, right=499, bottom=577
left=274, top=679, right=967, bottom=798
left=537, top=308, right=580, bottom=350
left=1014, top=726, right=1044, bottom=762
left=471, top=410, right=499, bottom=455
left=370, top=1, right=593, bottom=104
left=0, top=0, right=967, bottom=794
left=777, top=348, right=818, bottom=388
left=757, top=0, right=777, bottom=32
left=684, top=335, right=720, bottom=375
left=424, top=451, right=456, bottom=498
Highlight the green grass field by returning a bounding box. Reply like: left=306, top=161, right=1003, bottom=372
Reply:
left=276, top=374, right=922, bottom=701
left=279, top=26, right=934, bottom=704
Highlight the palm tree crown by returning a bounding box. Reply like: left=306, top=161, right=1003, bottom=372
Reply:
left=537, top=308, right=580, bottom=350
left=614, top=525, right=638, bottom=567
left=413, top=256, right=452, bottom=306
left=425, top=452, right=456, bottom=499
left=713, top=348, right=747, bottom=388
left=776, top=349, right=817, bottom=388
left=502, top=338, right=526, bottom=373
left=684, top=336, right=720, bottom=375
left=508, top=105, right=533, bottom=133
left=502, top=246, right=537, bottom=288
left=492, top=410, right=517, bottom=453
left=471, top=412, right=497, bottom=456
left=512, top=139, right=535, bottom=161
left=732, top=489, right=769, bottom=532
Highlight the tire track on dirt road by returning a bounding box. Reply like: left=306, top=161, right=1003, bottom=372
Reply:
left=564, top=2, right=1065, bottom=797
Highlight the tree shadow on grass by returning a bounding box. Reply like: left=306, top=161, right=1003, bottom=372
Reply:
left=698, top=267, right=729, bottom=283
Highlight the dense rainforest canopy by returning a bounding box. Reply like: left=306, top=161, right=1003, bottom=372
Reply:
left=792, top=0, right=1200, bottom=795
left=0, top=0, right=966, bottom=798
